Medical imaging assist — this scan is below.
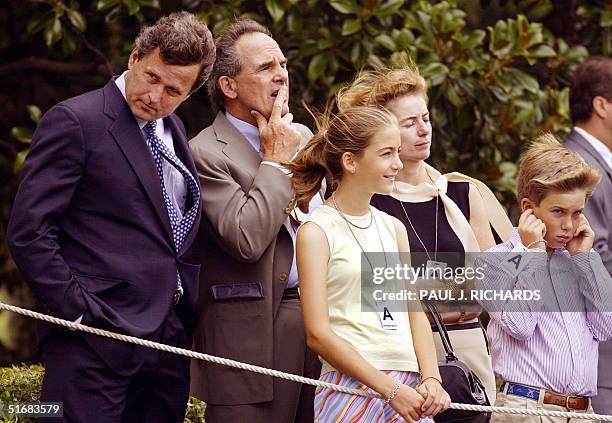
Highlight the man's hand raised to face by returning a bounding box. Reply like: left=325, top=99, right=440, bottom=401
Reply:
left=251, top=86, right=301, bottom=164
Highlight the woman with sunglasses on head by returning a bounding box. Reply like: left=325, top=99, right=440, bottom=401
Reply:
left=290, top=105, right=450, bottom=422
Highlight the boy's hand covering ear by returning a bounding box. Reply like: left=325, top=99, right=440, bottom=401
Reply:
left=566, top=214, right=594, bottom=255
left=518, top=209, right=547, bottom=249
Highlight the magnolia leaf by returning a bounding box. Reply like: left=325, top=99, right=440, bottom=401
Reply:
left=307, top=53, right=328, bottom=81
left=67, top=9, right=86, bottom=32
left=96, top=0, right=119, bottom=11
left=13, top=150, right=30, bottom=175
left=342, top=18, right=362, bottom=36
left=26, top=105, right=42, bottom=124
left=11, top=127, right=33, bottom=143
left=330, top=0, right=360, bottom=15
left=374, top=0, right=404, bottom=18
left=265, top=0, right=285, bottom=23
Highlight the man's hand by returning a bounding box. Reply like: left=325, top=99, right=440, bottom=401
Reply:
left=518, top=209, right=547, bottom=249
left=566, top=214, right=595, bottom=255
left=251, top=86, right=301, bottom=164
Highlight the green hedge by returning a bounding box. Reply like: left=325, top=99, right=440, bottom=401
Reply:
left=0, top=365, right=206, bottom=422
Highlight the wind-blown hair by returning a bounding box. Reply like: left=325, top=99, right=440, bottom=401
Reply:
left=516, top=133, right=601, bottom=205
left=337, top=60, right=428, bottom=110
left=288, top=106, right=398, bottom=212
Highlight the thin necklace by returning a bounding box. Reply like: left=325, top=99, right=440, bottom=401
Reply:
left=331, top=192, right=387, bottom=270
left=395, top=170, right=439, bottom=262
left=331, top=192, right=373, bottom=229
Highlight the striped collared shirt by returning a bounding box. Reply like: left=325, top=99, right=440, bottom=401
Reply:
left=476, top=228, right=612, bottom=396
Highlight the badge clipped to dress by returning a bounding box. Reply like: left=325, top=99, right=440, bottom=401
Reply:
left=426, top=260, right=447, bottom=273
left=378, top=303, right=398, bottom=331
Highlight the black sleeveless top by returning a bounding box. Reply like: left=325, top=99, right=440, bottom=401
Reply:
left=371, top=181, right=470, bottom=268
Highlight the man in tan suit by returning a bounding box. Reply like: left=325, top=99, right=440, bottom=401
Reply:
left=189, top=18, right=321, bottom=422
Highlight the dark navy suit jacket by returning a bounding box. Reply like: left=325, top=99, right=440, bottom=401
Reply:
left=7, top=79, right=201, bottom=375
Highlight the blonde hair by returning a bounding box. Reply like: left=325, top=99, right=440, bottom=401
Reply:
left=288, top=106, right=398, bottom=212
left=336, top=60, right=428, bottom=110
left=516, top=133, right=601, bottom=205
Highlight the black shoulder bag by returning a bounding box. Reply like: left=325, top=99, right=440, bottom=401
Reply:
left=424, top=301, right=491, bottom=423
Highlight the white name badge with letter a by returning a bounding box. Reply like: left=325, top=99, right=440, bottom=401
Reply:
left=426, top=260, right=447, bottom=273
left=378, top=302, right=399, bottom=332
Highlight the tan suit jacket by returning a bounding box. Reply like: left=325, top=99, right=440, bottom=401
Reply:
left=189, top=112, right=313, bottom=405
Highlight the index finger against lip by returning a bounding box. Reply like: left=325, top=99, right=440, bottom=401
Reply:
left=270, top=86, right=286, bottom=121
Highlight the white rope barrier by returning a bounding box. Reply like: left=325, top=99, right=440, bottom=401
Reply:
left=2, top=301, right=612, bottom=421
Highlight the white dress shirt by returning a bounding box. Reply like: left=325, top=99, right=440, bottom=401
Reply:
left=574, top=126, right=612, bottom=170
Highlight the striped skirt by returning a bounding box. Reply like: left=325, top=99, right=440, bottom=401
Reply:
left=315, top=370, right=434, bottom=422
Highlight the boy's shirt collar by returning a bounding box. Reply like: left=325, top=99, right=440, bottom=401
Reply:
left=501, top=227, right=567, bottom=254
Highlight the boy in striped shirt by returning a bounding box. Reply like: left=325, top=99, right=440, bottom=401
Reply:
left=476, top=134, right=612, bottom=422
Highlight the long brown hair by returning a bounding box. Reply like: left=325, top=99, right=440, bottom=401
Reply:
left=288, top=106, right=398, bottom=212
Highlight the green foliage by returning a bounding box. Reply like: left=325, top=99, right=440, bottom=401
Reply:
left=578, top=1, right=612, bottom=56
left=0, top=364, right=43, bottom=403
left=10, top=105, right=41, bottom=174
left=0, top=365, right=206, bottom=422
left=184, top=397, right=206, bottom=423
left=0, top=364, right=43, bottom=423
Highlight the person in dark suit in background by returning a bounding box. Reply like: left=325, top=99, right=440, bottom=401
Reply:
left=6, top=12, right=215, bottom=423
left=189, top=18, right=321, bottom=423
left=565, top=56, right=612, bottom=416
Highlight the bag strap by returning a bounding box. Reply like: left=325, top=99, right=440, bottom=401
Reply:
left=424, top=301, right=458, bottom=361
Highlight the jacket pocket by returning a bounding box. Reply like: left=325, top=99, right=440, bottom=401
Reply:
left=210, top=282, right=264, bottom=302
left=73, top=273, right=130, bottom=294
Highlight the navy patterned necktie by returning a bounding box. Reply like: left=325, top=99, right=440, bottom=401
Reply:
left=144, top=120, right=200, bottom=301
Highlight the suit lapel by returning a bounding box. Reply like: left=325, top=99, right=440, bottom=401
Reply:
left=103, top=80, right=174, bottom=244
left=567, top=130, right=612, bottom=181
left=211, top=112, right=293, bottom=235
left=213, top=113, right=262, bottom=180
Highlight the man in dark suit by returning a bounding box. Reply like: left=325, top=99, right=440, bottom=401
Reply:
left=189, top=18, right=321, bottom=423
left=565, top=56, right=612, bottom=415
left=7, top=12, right=215, bottom=422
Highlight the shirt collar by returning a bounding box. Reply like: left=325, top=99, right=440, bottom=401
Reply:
left=573, top=126, right=612, bottom=169
left=508, top=226, right=569, bottom=255
left=225, top=112, right=261, bottom=155
left=115, top=71, right=165, bottom=138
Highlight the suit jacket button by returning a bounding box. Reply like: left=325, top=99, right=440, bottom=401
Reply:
left=279, top=272, right=288, bottom=282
